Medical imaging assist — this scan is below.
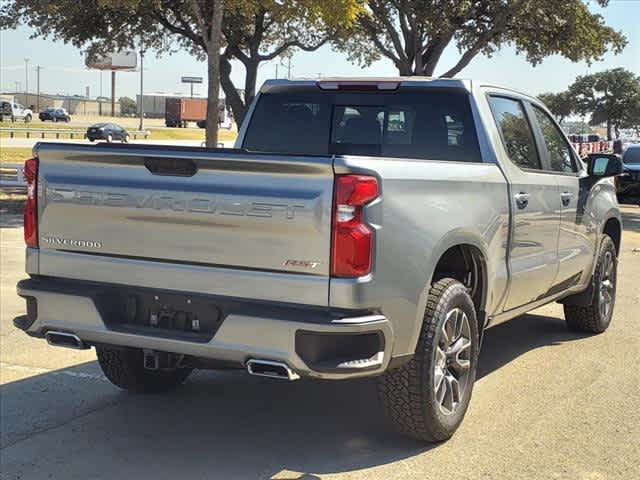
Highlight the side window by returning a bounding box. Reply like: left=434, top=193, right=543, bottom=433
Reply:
left=532, top=106, right=577, bottom=173
left=489, top=96, right=541, bottom=170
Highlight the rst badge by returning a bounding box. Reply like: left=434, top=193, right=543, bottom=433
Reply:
left=283, top=259, right=322, bottom=269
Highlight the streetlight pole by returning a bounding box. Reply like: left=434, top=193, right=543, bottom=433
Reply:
left=35, top=65, right=41, bottom=112
left=138, top=46, right=145, bottom=131
left=24, top=58, right=29, bottom=101
left=111, top=70, right=116, bottom=117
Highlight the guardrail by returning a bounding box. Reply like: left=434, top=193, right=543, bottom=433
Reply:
left=0, top=127, right=151, bottom=140
left=0, top=162, right=26, bottom=194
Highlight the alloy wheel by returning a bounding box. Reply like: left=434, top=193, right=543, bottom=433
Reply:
left=599, top=250, right=615, bottom=321
left=434, top=308, right=472, bottom=415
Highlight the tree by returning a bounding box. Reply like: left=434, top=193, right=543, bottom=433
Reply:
left=1, top=0, right=225, bottom=147
left=335, top=0, right=627, bottom=78
left=569, top=68, right=640, bottom=140
left=119, top=96, right=137, bottom=116
left=621, top=96, right=640, bottom=138
left=220, top=1, right=360, bottom=126
left=538, top=91, right=573, bottom=125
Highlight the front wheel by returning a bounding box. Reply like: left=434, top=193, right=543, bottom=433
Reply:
left=24, top=114, right=32, bottom=123
left=378, top=278, right=479, bottom=442
left=564, top=235, right=617, bottom=333
left=122, top=134, right=130, bottom=143
left=96, top=346, right=192, bottom=393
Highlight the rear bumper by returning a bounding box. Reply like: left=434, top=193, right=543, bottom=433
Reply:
left=15, top=277, right=394, bottom=380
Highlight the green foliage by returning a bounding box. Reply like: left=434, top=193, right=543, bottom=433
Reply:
left=334, top=0, right=627, bottom=77
left=568, top=68, right=640, bottom=139
left=0, top=0, right=359, bottom=129
left=538, top=91, right=573, bottom=124
left=118, top=96, right=137, bottom=116
left=1, top=0, right=225, bottom=146
left=221, top=0, right=360, bottom=124
left=621, top=96, right=640, bottom=136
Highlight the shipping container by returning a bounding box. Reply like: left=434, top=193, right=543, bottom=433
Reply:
left=165, top=97, right=207, bottom=127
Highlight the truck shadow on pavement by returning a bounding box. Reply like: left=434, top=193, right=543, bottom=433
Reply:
left=1, top=313, right=591, bottom=479
left=619, top=204, right=640, bottom=234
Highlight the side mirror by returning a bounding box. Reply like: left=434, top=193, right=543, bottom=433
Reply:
left=586, top=153, right=623, bottom=178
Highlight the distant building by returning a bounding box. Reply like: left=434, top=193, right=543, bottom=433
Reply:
left=2, top=92, right=120, bottom=116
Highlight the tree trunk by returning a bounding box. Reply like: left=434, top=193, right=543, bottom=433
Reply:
left=205, top=55, right=221, bottom=147
left=220, top=56, right=248, bottom=127
left=606, top=119, right=612, bottom=141
left=244, top=61, right=259, bottom=114
left=203, top=1, right=225, bottom=148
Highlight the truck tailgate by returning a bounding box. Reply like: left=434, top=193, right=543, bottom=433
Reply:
left=35, top=143, right=334, bottom=304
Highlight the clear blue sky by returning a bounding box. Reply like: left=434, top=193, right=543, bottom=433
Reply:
left=1, top=1, right=638, bottom=100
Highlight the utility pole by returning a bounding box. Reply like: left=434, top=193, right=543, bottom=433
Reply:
left=138, top=45, right=145, bottom=131
left=24, top=58, right=30, bottom=100
left=99, top=71, right=103, bottom=116
left=111, top=70, right=116, bottom=117
left=35, top=65, right=41, bottom=112
left=14, top=81, right=20, bottom=93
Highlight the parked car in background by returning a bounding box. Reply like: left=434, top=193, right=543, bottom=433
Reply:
left=0, top=101, right=33, bottom=122
left=86, top=123, right=130, bottom=143
left=617, top=144, right=640, bottom=197
left=39, top=107, right=71, bottom=123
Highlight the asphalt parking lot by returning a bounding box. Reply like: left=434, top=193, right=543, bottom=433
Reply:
left=1, top=206, right=639, bottom=480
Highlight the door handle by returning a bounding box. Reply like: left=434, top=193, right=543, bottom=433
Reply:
left=561, top=191, right=573, bottom=207
left=514, top=192, right=530, bottom=209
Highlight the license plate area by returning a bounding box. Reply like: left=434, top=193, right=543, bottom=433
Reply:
left=95, top=287, right=225, bottom=342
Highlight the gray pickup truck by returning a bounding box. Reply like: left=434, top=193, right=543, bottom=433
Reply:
left=14, top=78, right=623, bottom=442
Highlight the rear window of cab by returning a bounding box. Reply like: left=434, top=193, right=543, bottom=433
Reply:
left=243, top=89, right=482, bottom=162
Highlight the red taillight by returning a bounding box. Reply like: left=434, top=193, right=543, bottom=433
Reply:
left=331, top=175, right=379, bottom=278
left=23, top=157, right=38, bottom=248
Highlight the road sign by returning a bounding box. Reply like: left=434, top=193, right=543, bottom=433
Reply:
left=182, top=76, right=203, bottom=97
left=181, top=76, right=203, bottom=84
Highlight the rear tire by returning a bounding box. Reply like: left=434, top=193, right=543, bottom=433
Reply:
left=106, top=134, right=113, bottom=143
left=564, top=235, right=617, bottom=333
left=378, top=278, right=479, bottom=442
left=96, top=346, right=192, bottom=393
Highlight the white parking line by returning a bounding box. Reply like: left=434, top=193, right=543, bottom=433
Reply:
left=0, top=361, right=107, bottom=382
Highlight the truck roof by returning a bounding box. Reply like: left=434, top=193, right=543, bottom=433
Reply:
left=260, top=77, right=541, bottom=104
left=261, top=77, right=473, bottom=93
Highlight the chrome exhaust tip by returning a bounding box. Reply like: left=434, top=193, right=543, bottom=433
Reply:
left=246, top=359, right=300, bottom=381
left=45, top=331, right=89, bottom=350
